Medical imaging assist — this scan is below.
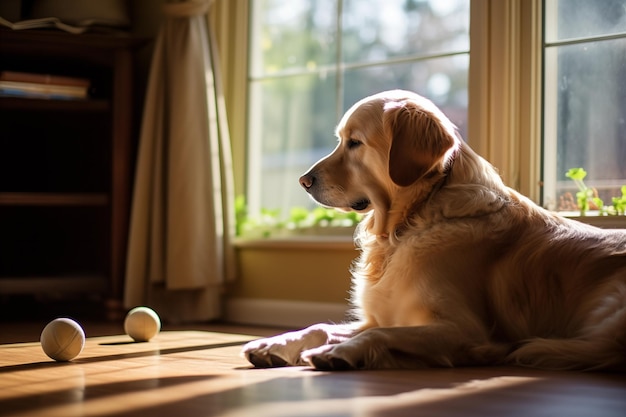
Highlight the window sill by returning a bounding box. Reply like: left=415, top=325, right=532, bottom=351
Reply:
left=234, top=224, right=357, bottom=249
left=233, top=234, right=355, bottom=250
left=560, top=212, right=626, bottom=229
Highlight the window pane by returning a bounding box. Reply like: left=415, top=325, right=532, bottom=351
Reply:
left=248, top=73, right=339, bottom=212
left=343, top=55, right=469, bottom=138
left=247, top=0, right=470, bottom=226
left=249, top=0, right=338, bottom=77
left=544, top=37, right=626, bottom=209
left=545, top=0, right=626, bottom=42
left=342, top=0, right=469, bottom=63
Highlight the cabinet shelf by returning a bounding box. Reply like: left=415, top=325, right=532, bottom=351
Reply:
left=0, top=28, right=145, bottom=319
left=0, top=96, right=110, bottom=112
left=0, top=192, right=109, bottom=206
left=0, top=275, right=109, bottom=295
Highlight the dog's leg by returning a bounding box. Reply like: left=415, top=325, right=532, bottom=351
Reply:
left=242, top=322, right=363, bottom=367
left=301, top=323, right=504, bottom=370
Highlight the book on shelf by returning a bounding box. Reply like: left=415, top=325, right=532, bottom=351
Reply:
left=1, top=71, right=90, bottom=88
left=0, top=80, right=88, bottom=100
left=0, top=16, right=87, bottom=34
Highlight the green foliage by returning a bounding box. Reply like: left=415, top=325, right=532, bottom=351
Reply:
left=565, top=168, right=625, bottom=216
left=565, top=167, right=587, bottom=181
left=235, top=195, right=363, bottom=238
left=234, top=195, right=248, bottom=237
left=610, top=186, right=626, bottom=215
left=565, top=168, right=595, bottom=215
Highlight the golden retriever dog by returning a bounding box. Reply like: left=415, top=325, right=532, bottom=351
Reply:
left=242, top=90, right=626, bottom=371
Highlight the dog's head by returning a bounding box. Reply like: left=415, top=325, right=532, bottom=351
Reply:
left=299, top=90, right=460, bottom=236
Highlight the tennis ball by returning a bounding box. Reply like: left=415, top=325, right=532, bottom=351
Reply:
left=124, top=306, right=161, bottom=342
left=40, top=318, right=85, bottom=362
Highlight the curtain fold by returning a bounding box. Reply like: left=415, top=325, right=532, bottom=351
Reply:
left=124, top=0, right=235, bottom=323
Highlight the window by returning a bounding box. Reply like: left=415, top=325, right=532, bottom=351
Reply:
left=247, top=0, right=470, bottom=218
left=543, top=0, right=626, bottom=211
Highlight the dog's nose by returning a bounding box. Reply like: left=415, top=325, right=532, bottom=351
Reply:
left=299, top=174, right=314, bottom=190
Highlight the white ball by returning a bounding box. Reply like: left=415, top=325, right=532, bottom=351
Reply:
left=40, top=318, right=85, bottom=361
left=124, top=306, right=161, bottom=342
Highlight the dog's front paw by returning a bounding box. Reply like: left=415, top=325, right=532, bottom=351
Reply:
left=242, top=337, right=304, bottom=368
left=301, top=344, right=359, bottom=370
left=301, top=330, right=394, bottom=370
left=241, top=326, right=330, bottom=368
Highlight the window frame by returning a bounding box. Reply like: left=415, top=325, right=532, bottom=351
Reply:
left=221, top=0, right=625, bottom=238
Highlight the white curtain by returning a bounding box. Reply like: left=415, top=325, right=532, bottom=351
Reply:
left=124, top=0, right=235, bottom=323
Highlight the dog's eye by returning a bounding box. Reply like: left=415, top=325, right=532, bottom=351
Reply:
left=347, top=139, right=362, bottom=149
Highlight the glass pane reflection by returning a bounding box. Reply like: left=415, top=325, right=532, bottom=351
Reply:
left=545, top=0, right=626, bottom=42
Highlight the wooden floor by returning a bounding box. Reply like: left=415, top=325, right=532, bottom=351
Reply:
left=1, top=322, right=625, bottom=417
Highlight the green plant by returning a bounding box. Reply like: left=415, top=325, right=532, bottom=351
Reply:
left=234, top=195, right=247, bottom=237
left=565, top=168, right=625, bottom=216
left=611, top=186, right=626, bottom=215
left=235, top=195, right=363, bottom=238
left=236, top=196, right=284, bottom=238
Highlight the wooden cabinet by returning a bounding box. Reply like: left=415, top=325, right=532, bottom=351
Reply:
left=0, top=29, right=144, bottom=318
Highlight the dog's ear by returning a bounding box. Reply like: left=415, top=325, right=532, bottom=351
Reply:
left=385, top=101, right=456, bottom=187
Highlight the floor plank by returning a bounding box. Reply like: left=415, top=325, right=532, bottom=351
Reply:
left=1, top=329, right=625, bottom=417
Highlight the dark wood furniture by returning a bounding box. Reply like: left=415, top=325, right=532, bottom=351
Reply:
left=0, top=29, right=144, bottom=318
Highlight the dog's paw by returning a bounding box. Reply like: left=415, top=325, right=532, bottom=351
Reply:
left=301, top=343, right=367, bottom=370
left=241, top=327, right=330, bottom=368
left=301, top=329, right=400, bottom=370
left=241, top=337, right=304, bottom=367
left=243, top=342, right=292, bottom=367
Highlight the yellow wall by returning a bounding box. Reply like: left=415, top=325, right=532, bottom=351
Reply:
left=228, top=240, right=357, bottom=304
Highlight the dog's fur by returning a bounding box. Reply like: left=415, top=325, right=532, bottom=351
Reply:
left=242, top=90, right=626, bottom=371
